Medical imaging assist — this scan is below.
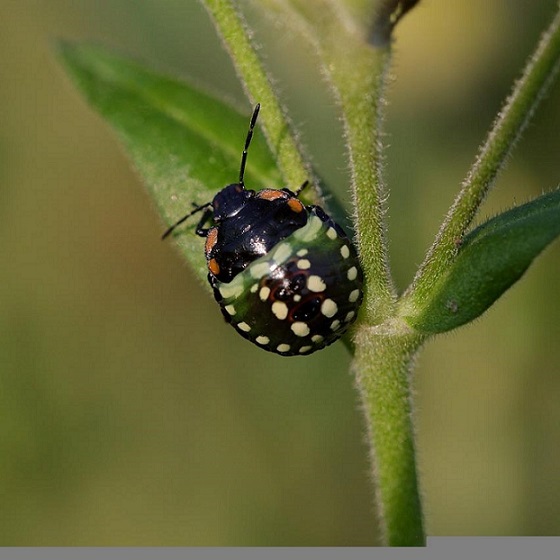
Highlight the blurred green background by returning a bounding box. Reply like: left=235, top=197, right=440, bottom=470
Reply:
left=1, top=0, right=560, bottom=545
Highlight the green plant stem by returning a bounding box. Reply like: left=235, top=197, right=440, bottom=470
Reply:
left=324, top=4, right=424, bottom=544
left=286, top=0, right=397, bottom=322
left=403, top=5, right=560, bottom=309
left=202, top=0, right=314, bottom=197
left=341, top=48, right=396, bottom=323
left=353, top=322, right=425, bottom=546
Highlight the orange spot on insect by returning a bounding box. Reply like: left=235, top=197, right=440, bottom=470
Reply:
left=288, top=198, right=304, bottom=213
left=257, top=189, right=286, bottom=201
left=208, top=258, right=220, bottom=275
left=205, top=227, right=218, bottom=255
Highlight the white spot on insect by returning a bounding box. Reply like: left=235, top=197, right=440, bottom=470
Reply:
left=219, top=282, right=243, bottom=299
left=345, top=311, right=355, bottom=322
left=311, top=334, right=324, bottom=343
left=297, top=259, right=311, bottom=270
left=294, top=215, right=322, bottom=242
left=237, top=322, right=251, bottom=332
left=340, top=245, right=350, bottom=259
left=321, top=298, right=338, bottom=318
left=330, top=320, right=341, bottom=331
left=277, top=343, right=291, bottom=353
left=271, top=242, right=292, bottom=264
left=297, top=249, right=308, bottom=257
left=256, top=335, right=270, bottom=345
left=250, top=283, right=259, bottom=293
left=291, top=322, right=310, bottom=337
left=326, top=227, right=337, bottom=240
left=224, top=304, right=236, bottom=316
left=299, top=346, right=312, bottom=354
left=293, top=295, right=301, bottom=302
left=349, top=289, right=360, bottom=303
left=259, top=286, right=271, bottom=301
left=272, top=301, right=289, bottom=320
left=307, top=275, right=326, bottom=292
left=250, top=261, right=274, bottom=279
left=347, top=266, right=358, bottom=281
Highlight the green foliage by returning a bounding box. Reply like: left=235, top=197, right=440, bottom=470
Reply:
left=404, top=190, right=560, bottom=333
left=58, top=41, right=282, bottom=286
left=58, top=0, right=560, bottom=547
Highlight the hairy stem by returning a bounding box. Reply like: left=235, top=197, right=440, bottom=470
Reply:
left=353, top=322, right=425, bottom=545
left=404, top=5, right=560, bottom=308
left=202, top=0, right=314, bottom=196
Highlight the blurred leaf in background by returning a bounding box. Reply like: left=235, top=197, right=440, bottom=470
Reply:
left=1, top=0, right=559, bottom=544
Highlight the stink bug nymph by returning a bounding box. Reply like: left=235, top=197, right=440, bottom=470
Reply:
left=162, top=104, right=363, bottom=356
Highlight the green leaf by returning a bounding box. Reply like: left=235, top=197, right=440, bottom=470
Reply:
left=406, top=8, right=560, bottom=308
left=57, top=41, right=282, bottom=286
left=402, top=189, right=560, bottom=334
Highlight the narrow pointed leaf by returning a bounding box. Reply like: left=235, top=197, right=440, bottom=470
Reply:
left=403, top=189, right=560, bottom=333
left=58, top=41, right=281, bottom=285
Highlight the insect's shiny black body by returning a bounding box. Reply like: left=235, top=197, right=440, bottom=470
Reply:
left=200, top=185, right=308, bottom=283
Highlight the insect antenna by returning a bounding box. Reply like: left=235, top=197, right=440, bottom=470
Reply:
left=162, top=104, right=261, bottom=240
left=294, top=180, right=310, bottom=197
left=161, top=201, right=212, bottom=240
left=239, top=103, right=260, bottom=186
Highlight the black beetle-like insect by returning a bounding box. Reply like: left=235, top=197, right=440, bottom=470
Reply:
left=163, top=104, right=363, bottom=355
